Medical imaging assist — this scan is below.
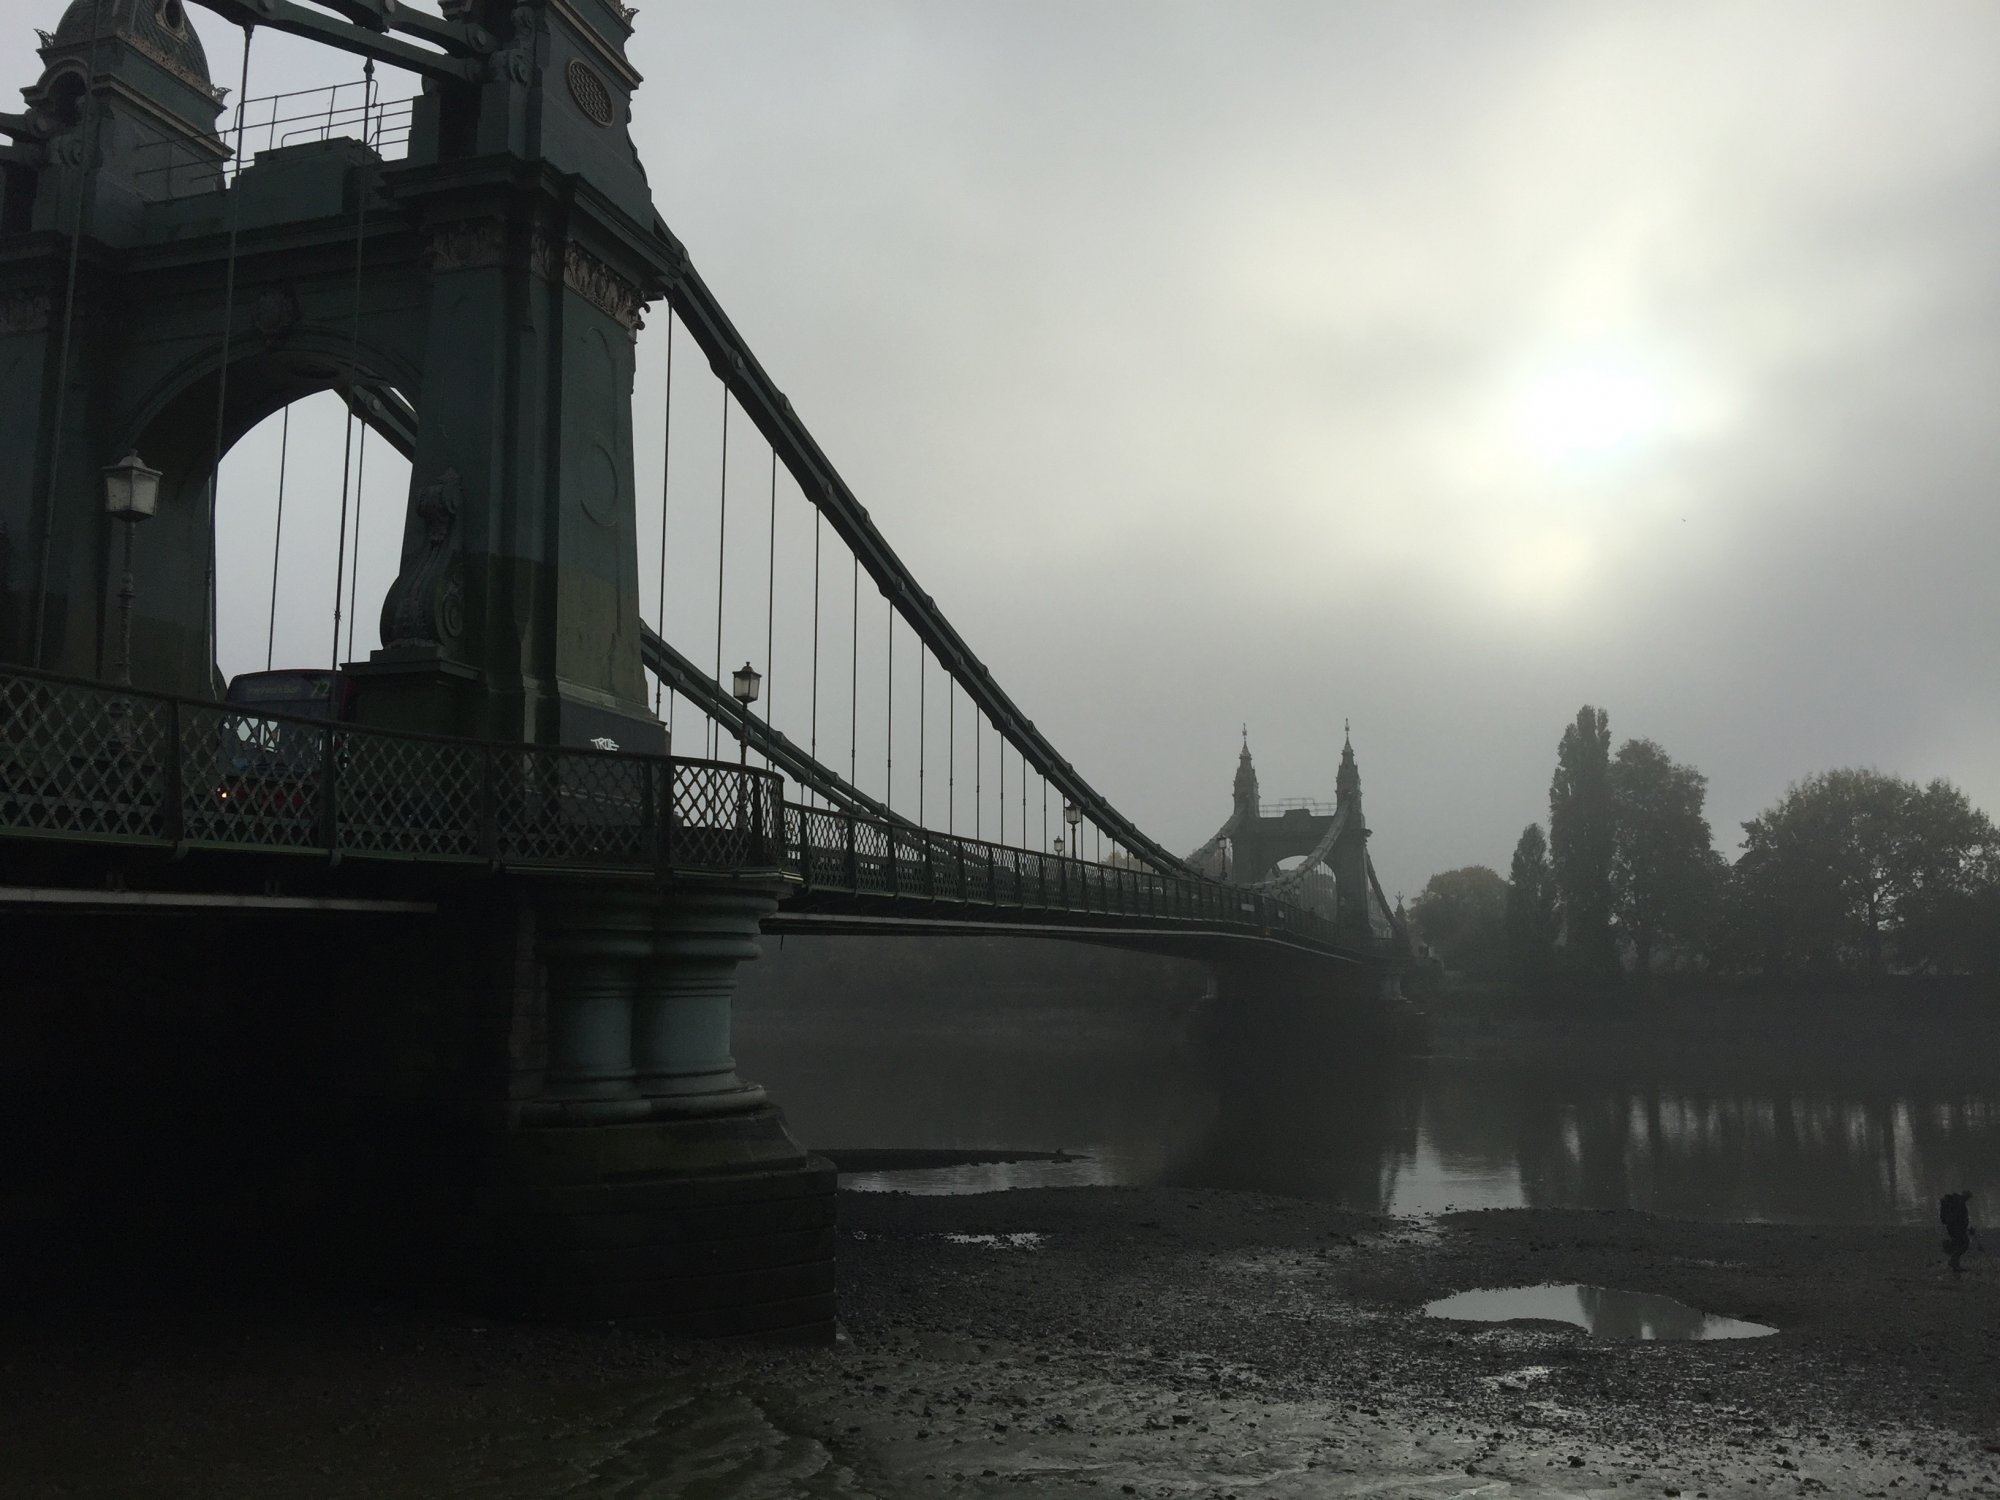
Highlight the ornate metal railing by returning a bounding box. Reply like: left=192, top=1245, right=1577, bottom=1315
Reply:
left=0, top=667, right=782, bottom=875
left=779, top=801, right=1357, bottom=951
left=0, top=666, right=1374, bottom=955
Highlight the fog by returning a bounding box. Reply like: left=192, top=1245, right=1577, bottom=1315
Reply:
left=155, top=0, right=2000, bottom=896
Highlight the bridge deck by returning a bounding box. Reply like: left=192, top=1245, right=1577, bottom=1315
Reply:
left=0, top=667, right=1379, bottom=963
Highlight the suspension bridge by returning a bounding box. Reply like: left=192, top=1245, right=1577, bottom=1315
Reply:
left=0, top=0, right=1406, bottom=1338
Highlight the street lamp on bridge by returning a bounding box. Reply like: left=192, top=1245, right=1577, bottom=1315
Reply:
left=102, top=452, right=161, bottom=690
left=1063, top=799, right=1081, bottom=863
left=730, top=660, right=762, bottom=846
left=729, top=660, right=762, bottom=770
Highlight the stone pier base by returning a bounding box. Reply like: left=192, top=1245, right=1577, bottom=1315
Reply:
left=497, top=878, right=837, bottom=1339
left=501, top=1110, right=835, bottom=1336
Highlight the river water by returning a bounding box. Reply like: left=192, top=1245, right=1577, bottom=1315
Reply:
left=736, top=993, right=1998, bottom=1224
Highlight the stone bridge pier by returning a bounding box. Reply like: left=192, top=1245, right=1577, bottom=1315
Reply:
left=503, top=881, right=835, bottom=1334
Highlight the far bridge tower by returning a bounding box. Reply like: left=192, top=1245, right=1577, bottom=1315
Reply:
left=1218, top=727, right=1375, bottom=943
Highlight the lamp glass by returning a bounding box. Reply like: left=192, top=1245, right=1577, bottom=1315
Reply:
left=1064, top=801, right=1081, bottom=829
left=731, top=660, right=762, bottom=705
left=103, top=452, right=161, bottom=521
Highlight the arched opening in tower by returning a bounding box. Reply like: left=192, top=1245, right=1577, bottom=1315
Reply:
left=213, top=389, right=412, bottom=686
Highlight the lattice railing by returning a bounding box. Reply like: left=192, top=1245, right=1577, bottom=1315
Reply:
left=0, top=673, right=174, bottom=843
left=779, top=799, right=1365, bottom=952
left=0, top=666, right=1375, bottom=955
left=0, top=667, right=781, bottom=876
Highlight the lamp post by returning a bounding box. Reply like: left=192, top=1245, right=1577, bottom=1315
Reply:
left=729, top=661, right=762, bottom=767
left=1063, top=799, right=1083, bottom=906
left=730, top=661, right=761, bottom=842
left=102, top=452, right=161, bottom=689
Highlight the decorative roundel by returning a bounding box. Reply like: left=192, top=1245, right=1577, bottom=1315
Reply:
left=566, top=58, right=614, bottom=127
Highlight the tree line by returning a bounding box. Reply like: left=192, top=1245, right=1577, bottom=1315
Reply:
left=1408, top=705, right=2000, bottom=984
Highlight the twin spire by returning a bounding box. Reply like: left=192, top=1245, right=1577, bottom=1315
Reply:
left=1232, top=721, right=1361, bottom=804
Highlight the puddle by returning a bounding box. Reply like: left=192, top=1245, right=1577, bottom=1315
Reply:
left=941, top=1232, right=1045, bottom=1250
left=1423, top=1284, right=1776, bottom=1340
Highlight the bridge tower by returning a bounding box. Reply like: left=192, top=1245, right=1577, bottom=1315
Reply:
left=1212, top=724, right=1377, bottom=944
left=2, top=0, right=666, bottom=753
left=1, top=0, right=831, bottom=1337
left=1230, top=729, right=1258, bottom=870
left=1332, top=725, right=1370, bottom=940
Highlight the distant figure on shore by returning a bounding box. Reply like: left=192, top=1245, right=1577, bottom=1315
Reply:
left=1940, top=1190, right=1976, bottom=1275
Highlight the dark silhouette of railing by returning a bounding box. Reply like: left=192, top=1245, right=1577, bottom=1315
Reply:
left=0, top=667, right=1375, bottom=957
left=0, top=666, right=781, bottom=874
left=780, top=803, right=1356, bottom=950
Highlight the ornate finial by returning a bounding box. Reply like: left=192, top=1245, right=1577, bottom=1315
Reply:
left=1241, top=722, right=1247, bottom=747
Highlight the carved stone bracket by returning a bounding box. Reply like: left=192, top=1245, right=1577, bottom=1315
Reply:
left=380, top=467, right=465, bottom=649
left=424, top=221, right=506, bottom=272
left=528, top=225, right=561, bottom=282
left=254, top=285, right=300, bottom=341
left=561, top=242, right=645, bottom=334
left=422, top=223, right=649, bottom=333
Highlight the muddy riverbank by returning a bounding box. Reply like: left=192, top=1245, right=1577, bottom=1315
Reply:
left=5, top=1184, right=1997, bottom=1497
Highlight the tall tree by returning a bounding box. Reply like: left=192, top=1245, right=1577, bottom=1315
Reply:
left=1410, top=866, right=1509, bottom=977
left=1734, top=770, right=1903, bottom=976
left=1505, top=823, right=1559, bottom=983
left=1549, top=706, right=1617, bottom=979
left=1886, top=779, right=1997, bottom=972
left=1608, top=738, right=1715, bottom=979
left=1732, top=769, right=1997, bottom=976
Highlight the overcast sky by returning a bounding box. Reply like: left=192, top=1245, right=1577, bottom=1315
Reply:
left=125, top=0, right=2000, bottom=898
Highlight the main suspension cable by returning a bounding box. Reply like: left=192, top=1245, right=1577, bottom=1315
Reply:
left=263, top=403, right=290, bottom=670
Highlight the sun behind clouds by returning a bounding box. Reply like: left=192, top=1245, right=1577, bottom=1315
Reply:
left=1511, top=353, right=1672, bottom=469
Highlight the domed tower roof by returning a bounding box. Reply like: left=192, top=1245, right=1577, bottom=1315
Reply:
left=27, top=0, right=225, bottom=163
left=47, top=0, right=211, bottom=89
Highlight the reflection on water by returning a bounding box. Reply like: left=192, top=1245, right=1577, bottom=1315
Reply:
left=842, top=1155, right=1130, bottom=1195
left=742, top=994, right=1998, bottom=1223
left=1424, top=1283, right=1777, bottom=1340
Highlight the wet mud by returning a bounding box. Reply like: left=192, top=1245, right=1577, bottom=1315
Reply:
left=4, top=1186, right=1997, bottom=1497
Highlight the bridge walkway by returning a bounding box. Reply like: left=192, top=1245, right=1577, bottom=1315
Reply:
left=0, top=665, right=1376, bottom=964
